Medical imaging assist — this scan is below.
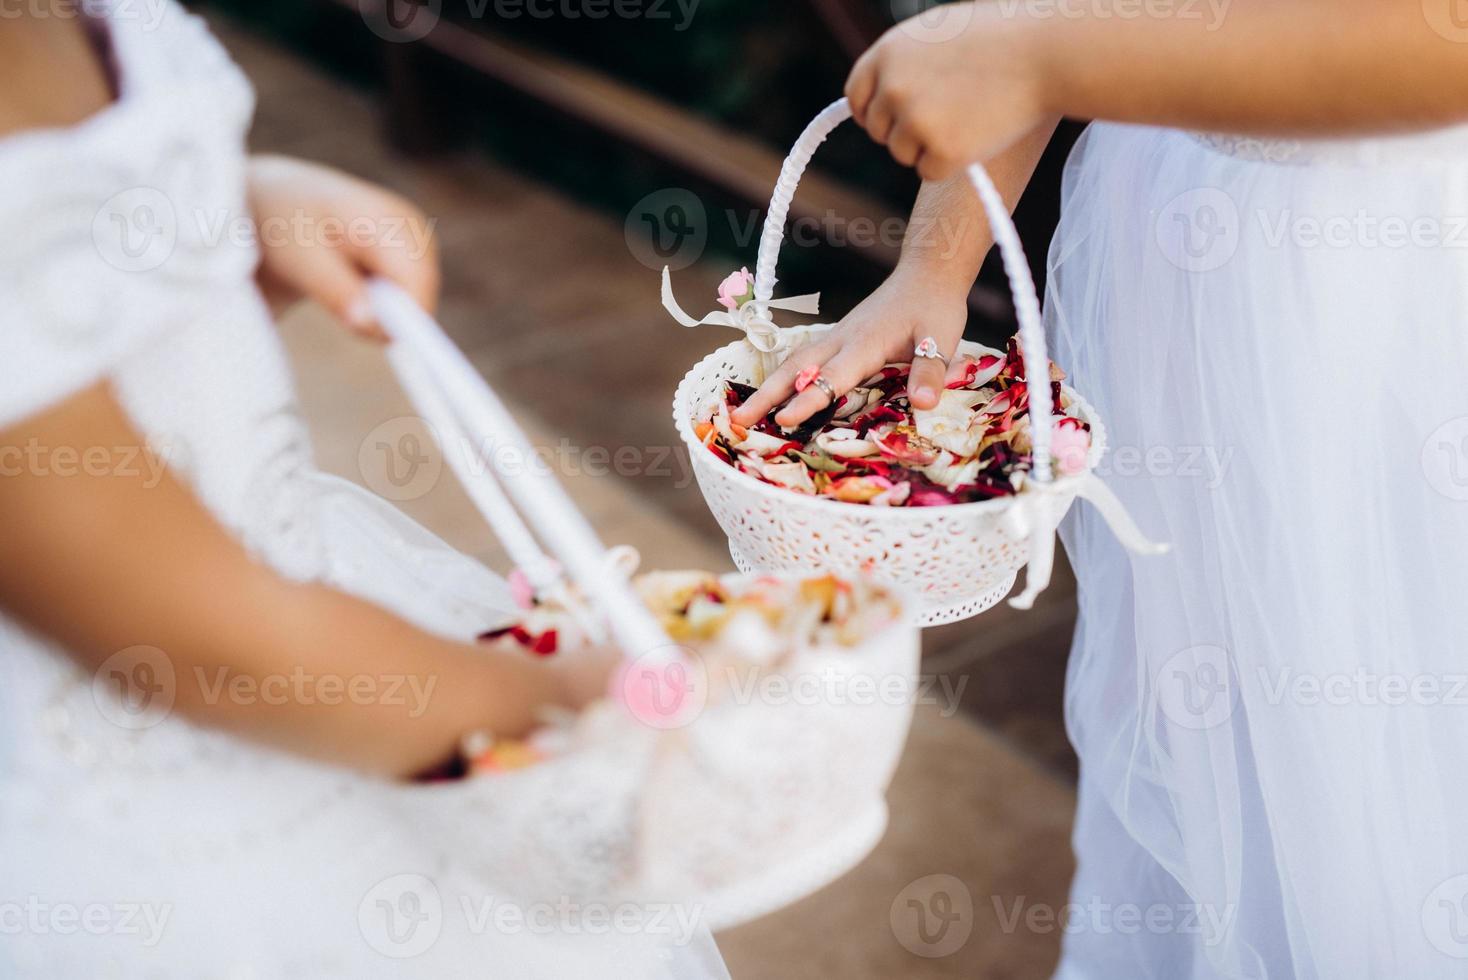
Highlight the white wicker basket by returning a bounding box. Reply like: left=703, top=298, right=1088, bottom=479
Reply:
left=675, top=334, right=1107, bottom=625
left=669, top=99, right=1164, bottom=625
left=369, top=281, right=923, bottom=931
left=401, top=573, right=919, bottom=932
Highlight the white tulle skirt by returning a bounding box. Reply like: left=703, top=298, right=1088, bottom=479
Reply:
left=1047, top=122, right=1468, bottom=979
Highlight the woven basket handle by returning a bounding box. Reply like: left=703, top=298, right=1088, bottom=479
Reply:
left=754, top=98, right=1054, bottom=484
left=369, top=281, right=679, bottom=664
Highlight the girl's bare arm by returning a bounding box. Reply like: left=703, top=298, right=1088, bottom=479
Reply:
left=0, top=384, right=593, bottom=778
left=850, top=0, right=1468, bottom=182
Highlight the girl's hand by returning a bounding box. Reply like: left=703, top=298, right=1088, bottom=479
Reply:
left=545, top=640, right=624, bottom=711
left=732, top=263, right=972, bottom=429
left=248, top=155, right=440, bottom=341
left=846, top=2, right=1049, bottom=182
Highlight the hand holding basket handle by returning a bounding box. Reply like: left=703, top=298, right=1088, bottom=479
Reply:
left=667, top=98, right=1167, bottom=619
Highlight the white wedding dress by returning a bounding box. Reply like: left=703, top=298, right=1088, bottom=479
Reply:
left=0, top=4, right=727, bottom=977
left=1049, top=122, right=1468, bottom=978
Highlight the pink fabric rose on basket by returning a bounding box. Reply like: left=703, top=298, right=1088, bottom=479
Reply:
left=717, top=268, right=756, bottom=311
left=1051, top=418, right=1091, bottom=477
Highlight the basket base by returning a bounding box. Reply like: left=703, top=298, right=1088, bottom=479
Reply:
left=695, top=800, right=890, bottom=933
left=727, top=543, right=1018, bottom=627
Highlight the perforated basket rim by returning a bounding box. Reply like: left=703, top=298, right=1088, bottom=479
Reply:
left=672, top=329, right=1109, bottom=518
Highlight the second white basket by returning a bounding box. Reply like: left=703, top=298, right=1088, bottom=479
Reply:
left=674, top=334, right=1107, bottom=625
left=667, top=98, right=1166, bottom=625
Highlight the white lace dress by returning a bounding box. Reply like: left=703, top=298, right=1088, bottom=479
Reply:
left=1048, top=122, right=1468, bottom=978
left=0, top=5, right=726, bottom=977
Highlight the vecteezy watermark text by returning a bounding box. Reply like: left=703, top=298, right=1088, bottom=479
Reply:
left=193, top=667, right=439, bottom=719
left=360, top=0, right=699, bottom=43
left=0, top=439, right=172, bottom=488
left=358, top=416, right=696, bottom=502
left=0, top=898, right=172, bottom=948
left=624, top=187, right=978, bottom=271
left=357, top=874, right=704, bottom=958
left=991, top=896, right=1236, bottom=945
left=90, top=646, right=444, bottom=732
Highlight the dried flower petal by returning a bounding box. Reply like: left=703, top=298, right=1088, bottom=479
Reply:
left=874, top=425, right=941, bottom=466
left=744, top=455, right=818, bottom=494
left=701, top=350, right=1086, bottom=506
left=816, top=428, right=880, bottom=458
left=827, top=475, right=895, bottom=503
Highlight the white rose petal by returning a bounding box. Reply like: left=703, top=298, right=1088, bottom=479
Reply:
left=744, top=455, right=818, bottom=494
left=922, top=454, right=982, bottom=489
left=815, top=428, right=880, bottom=458
left=738, top=428, right=796, bottom=454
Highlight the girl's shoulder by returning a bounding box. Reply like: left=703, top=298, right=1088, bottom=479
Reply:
left=0, top=0, right=258, bottom=429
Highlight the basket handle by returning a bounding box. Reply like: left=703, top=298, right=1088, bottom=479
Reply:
left=754, top=98, right=1055, bottom=484
left=369, top=280, right=679, bottom=665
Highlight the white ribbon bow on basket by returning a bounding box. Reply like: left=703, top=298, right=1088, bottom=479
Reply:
left=661, top=267, right=823, bottom=382
left=1003, top=471, right=1170, bottom=610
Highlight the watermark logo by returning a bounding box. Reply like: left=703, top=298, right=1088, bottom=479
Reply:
left=1422, top=417, right=1468, bottom=501
left=625, top=188, right=708, bottom=272
left=1423, top=874, right=1468, bottom=957
left=359, top=416, right=443, bottom=502
left=618, top=646, right=708, bottom=730
left=892, top=0, right=975, bottom=42
left=361, top=0, right=442, bottom=42
left=359, top=874, right=444, bottom=958
left=92, top=646, right=176, bottom=731
left=93, top=187, right=177, bottom=273
left=890, top=874, right=974, bottom=958
left=1155, top=187, right=1239, bottom=273
left=1156, top=644, right=1237, bottom=731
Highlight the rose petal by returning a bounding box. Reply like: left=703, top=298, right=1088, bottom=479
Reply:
left=744, top=455, right=818, bottom=494
left=738, top=427, right=801, bottom=455
left=816, top=428, right=880, bottom=458
left=874, top=426, right=941, bottom=466
left=827, top=475, right=894, bottom=503
left=697, top=344, right=1084, bottom=506
left=947, top=353, right=1005, bottom=390
left=871, top=481, right=912, bottom=507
